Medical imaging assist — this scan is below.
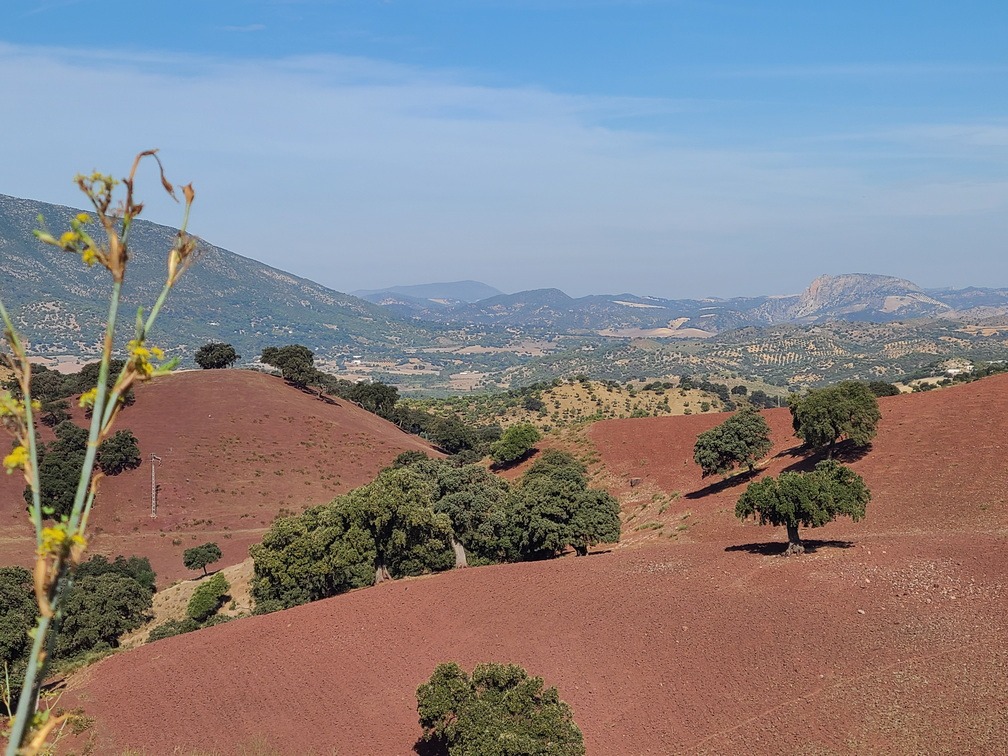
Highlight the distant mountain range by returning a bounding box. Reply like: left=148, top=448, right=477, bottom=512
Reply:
left=356, top=273, right=1008, bottom=334
left=2, top=193, right=1007, bottom=376
left=353, top=280, right=503, bottom=306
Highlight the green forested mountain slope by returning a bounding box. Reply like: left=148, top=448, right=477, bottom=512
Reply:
left=0, top=194, right=441, bottom=362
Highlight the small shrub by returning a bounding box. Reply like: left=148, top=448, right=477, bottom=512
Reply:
left=147, top=618, right=199, bottom=643
left=187, top=572, right=230, bottom=623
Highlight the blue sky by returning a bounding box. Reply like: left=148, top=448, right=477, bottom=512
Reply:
left=2, top=1, right=1006, bottom=298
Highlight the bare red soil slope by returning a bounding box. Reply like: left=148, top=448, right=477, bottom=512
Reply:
left=0, top=370, right=436, bottom=582
left=54, top=376, right=1008, bottom=754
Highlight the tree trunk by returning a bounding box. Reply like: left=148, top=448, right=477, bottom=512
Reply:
left=374, top=563, right=392, bottom=584
left=784, top=522, right=805, bottom=556
left=452, top=538, right=468, bottom=569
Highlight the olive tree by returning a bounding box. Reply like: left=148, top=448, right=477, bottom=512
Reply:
left=183, top=542, right=223, bottom=576
left=693, top=405, right=772, bottom=478
left=789, top=381, right=881, bottom=456
left=735, top=459, right=870, bottom=555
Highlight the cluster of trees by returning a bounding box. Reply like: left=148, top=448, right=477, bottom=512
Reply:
left=260, top=344, right=504, bottom=460
left=250, top=451, right=621, bottom=612
left=26, top=421, right=141, bottom=519
left=694, top=380, right=881, bottom=554
left=417, top=662, right=584, bottom=756
left=489, top=422, right=541, bottom=466
left=0, top=555, right=155, bottom=699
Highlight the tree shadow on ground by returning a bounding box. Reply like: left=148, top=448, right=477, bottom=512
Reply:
left=685, top=468, right=760, bottom=500
left=780, top=441, right=873, bottom=474
left=414, top=738, right=446, bottom=756
left=724, top=539, right=856, bottom=556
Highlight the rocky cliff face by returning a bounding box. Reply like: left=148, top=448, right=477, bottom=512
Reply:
left=788, top=274, right=952, bottom=321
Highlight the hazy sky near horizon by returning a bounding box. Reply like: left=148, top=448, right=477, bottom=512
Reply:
left=2, top=1, right=1006, bottom=299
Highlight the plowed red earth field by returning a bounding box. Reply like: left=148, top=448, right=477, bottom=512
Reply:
left=46, top=376, right=1008, bottom=753
left=0, top=370, right=436, bottom=582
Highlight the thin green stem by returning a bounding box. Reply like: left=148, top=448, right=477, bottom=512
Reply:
left=5, top=614, right=51, bottom=756
left=0, top=298, right=42, bottom=546
left=67, top=280, right=122, bottom=533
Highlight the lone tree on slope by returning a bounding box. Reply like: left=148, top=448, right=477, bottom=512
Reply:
left=490, top=423, right=541, bottom=467
left=735, top=459, right=870, bottom=555
left=194, top=342, right=240, bottom=369
left=693, top=405, right=773, bottom=478
left=789, top=381, right=881, bottom=457
left=183, top=542, right=223, bottom=576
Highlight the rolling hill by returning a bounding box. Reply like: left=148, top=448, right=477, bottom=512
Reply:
left=0, top=369, right=438, bottom=582
left=58, top=375, right=1008, bottom=754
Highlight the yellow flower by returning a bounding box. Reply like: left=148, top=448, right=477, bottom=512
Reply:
left=81, top=246, right=99, bottom=266
left=150, top=346, right=165, bottom=360
left=0, top=391, right=22, bottom=418
left=79, top=387, right=98, bottom=409
left=75, top=212, right=91, bottom=224
left=59, top=230, right=80, bottom=248
left=38, top=525, right=84, bottom=555
left=3, top=445, right=28, bottom=473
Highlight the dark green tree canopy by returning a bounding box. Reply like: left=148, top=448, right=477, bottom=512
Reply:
left=736, top=459, right=870, bottom=555
left=28, top=422, right=142, bottom=519
left=251, top=453, right=622, bottom=612
left=75, top=554, right=156, bottom=594
left=55, top=572, right=153, bottom=658
left=789, top=381, right=881, bottom=455
left=417, top=662, right=585, bottom=756
left=490, top=423, right=541, bottom=466
left=506, top=450, right=621, bottom=559
left=96, top=429, right=142, bottom=476
left=261, top=344, right=316, bottom=387
left=0, top=566, right=36, bottom=700
left=183, top=542, right=223, bottom=576
left=194, top=341, right=240, bottom=369
left=693, top=405, right=773, bottom=478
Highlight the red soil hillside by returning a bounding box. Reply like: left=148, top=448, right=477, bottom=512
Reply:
left=62, top=376, right=1008, bottom=754
left=0, top=370, right=437, bottom=582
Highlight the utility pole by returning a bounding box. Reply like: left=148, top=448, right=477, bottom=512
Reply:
left=150, top=453, right=162, bottom=518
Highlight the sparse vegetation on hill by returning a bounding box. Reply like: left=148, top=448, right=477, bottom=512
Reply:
left=417, top=662, right=585, bottom=756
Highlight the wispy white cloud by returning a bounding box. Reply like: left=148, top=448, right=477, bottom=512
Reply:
left=0, top=42, right=1004, bottom=296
